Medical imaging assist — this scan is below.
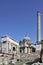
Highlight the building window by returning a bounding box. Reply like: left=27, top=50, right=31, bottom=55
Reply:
left=32, top=48, right=35, bottom=52
left=3, top=41, right=7, bottom=43
left=20, top=49, right=22, bottom=53
left=13, top=47, right=15, bottom=51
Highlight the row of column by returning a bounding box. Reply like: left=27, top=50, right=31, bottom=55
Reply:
left=20, top=47, right=32, bottom=54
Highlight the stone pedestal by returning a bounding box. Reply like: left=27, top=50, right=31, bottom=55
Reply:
left=40, top=50, right=43, bottom=63
left=36, top=50, right=41, bottom=55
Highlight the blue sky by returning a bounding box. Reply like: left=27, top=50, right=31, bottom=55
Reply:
left=0, top=0, right=43, bottom=43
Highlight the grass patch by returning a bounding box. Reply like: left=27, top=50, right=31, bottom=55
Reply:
left=15, top=61, right=26, bottom=65
left=0, top=60, right=27, bottom=65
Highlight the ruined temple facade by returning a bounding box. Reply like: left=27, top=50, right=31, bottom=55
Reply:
left=19, top=35, right=35, bottom=54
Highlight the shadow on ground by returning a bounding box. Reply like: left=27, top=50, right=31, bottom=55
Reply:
left=26, top=58, right=40, bottom=65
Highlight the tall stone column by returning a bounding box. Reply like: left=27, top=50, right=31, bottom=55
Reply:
left=25, top=47, right=27, bottom=53
left=37, top=11, right=41, bottom=43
